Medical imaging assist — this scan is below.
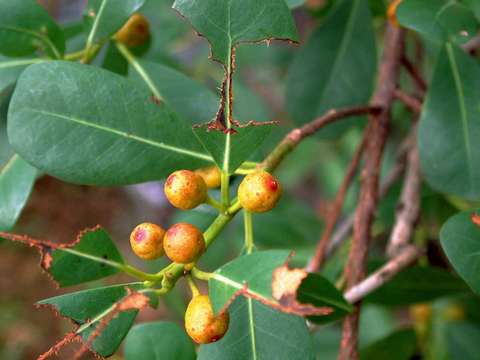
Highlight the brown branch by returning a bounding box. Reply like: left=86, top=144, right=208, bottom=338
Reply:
left=306, top=130, right=369, bottom=272
left=261, top=106, right=381, bottom=172
left=339, top=25, right=405, bottom=360
left=386, top=143, right=421, bottom=257
left=394, top=89, right=422, bottom=114
left=463, top=34, right=480, bottom=53
left=401, top=56, right=427, bottom=93
left=344, top=245, right=423, bottom=304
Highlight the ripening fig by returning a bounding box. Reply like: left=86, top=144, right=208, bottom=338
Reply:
left=238, top=171, right=282, bottom=213
left=185, top=295, right=229, bottom=344
left=115, top=13, right=150, bottom=47
left=130, top=223, right=165, bottom=260
left=164, top=170, right=207, bottom=210
left=164, top=223, right=205, bottom=264
left=195, top=166, right=222, bottom=188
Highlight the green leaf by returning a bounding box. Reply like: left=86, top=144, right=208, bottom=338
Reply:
left=297, top=273, right=352, bottom=324
left=193, top=125, right=272, bottom=174
left=47, top=227, right=125, bottom=287
left=124, top=322, right=196, bottom=360
left=208, top=250, right=290, bottom=314
left=440, top=210, right=480, bottom=294
left=198, top=297, right=315, bottom=360
left=447, top=322, right=480, bottom=359
left=464, top=0, right=480, bottom=21
left=84, top=0, right=146, bottom=46
left=0, top=155, right=37, bottom=231
left=397, top=0, right=479, bottom=44
left=418, top=43, right=480, bottom=200
left=172, top=0, right=299, bottom=66
left=286, top=0, right=305, bottom=8
left=365, top=265, right=469, bottom=306
left=360, top=328, right=417, bottom=360
left=7, top=61, right=211, bottom=186
left=129, top=59, right=273, bottom=172
left=0, top=0, right=65, bottom=58
left=0, top=56, right=45, bottom=94
left=38, top=283, right=142, bottom=357
left=286, top=0, right=376, bottom=137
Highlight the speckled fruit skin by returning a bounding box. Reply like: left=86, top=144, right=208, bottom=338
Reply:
left=195, top=166, right=222, bottom=188
left=115, top=13, right=150, bottom=47
left=130, top=223, right=165, bottom=260
left=238, top=171, right=282, bottom=213
left=164, top=223, right=205, bottom=264
left=164, top=170, right=208, bottom=210
left=185, top=295, right=229, bottom=344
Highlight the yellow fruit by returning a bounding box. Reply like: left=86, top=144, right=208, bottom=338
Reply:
left=195, top=166, right=222, bottom=188
left=387, top=0, right=402, bottom=28
left=115, top=13, right=150, bottom=47
left=164, top=170, right=208, bottom=210
left=130, top=223, right=165, bottom=260
left=443, top=305, right=465, bottom=321
left=164, top=223, right=205, bottom=264
left=185, top=295, right=229, bottom=344
left=410, top=303, right=432, bottom=324
left=238, top=171, right=282, bottom=213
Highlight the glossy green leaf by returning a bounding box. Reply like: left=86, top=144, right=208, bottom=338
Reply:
left=48, top=227, right=125, bottom=287
left=0, top=0, right=65, bottom=58
left=129, top=59, right=273, bottom=172
left=397, top=0, right=478, bottom=44
left=0, top=155, right=37, bottom=231
left=38, top=283, right=142, bottom=357
left=360, top=328, right=417, bottom=360
left=365, top=265, right=469, bottom=306
left=298, top=273, right=352, bottom=324
left=418, top=43, right=480, bottom=200
left=286, top=0, right=305, bottom=8
left=84, top=0, right=146, bottom=45
left=286, top=0, right=376, bottom=136
left=7, top=61, right=211, bottom=186
left=172, top=0, right=299, bottom=66
left=440, top=210, right=480, bottom=294
left=0, top=57, right=45, bottom=94
left=208, top=250, right=290, bottom=314
left=193, top=125, right=272, bottom=174
left=464, top=0, right=480, bottom=21
left=124, top=322, right=196, bottom=360
left=198, top=297, right=315, bottom=360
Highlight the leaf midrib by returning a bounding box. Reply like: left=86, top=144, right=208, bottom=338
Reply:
left=21, top=108, right=213, bottom=162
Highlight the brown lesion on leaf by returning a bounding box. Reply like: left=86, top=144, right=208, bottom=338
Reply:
left=149, top=94, right=162, bottom=105
left=471, top=213, right=480, bottom=228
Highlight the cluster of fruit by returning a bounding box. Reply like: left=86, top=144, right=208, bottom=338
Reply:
left=128, top=166, right=281, bottom=343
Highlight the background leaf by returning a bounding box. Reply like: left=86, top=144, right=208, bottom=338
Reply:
left=0, top=57, right=44, bottom=94
left=440, top=210, right=480, bottom=294
left=286, top=0, right=376, bottom=137
left=360, top=328, right=417, bottom=360
left=38, top=283, right=142, bottom=357
left=7, top=61, right=211, bottom=186
left=172, top=0, right=299, bottom=66
left=48, top=227, right=125, bottom=287
left=397, top=0, right=479, bottom=44
left=418, top=43, right=480, bottom=200
left=124, top=322, right=196, bottom=360
left=208, top=250, right=290, bottom=314
left=0, top=0, right=65, bottom=58
left=0, top=155, right=37, bottom=231
left=84, top=0, right=146, bottom=46
left=198, top=297, right=315, bottom=360
left=365, top=265, right=469, bottom=306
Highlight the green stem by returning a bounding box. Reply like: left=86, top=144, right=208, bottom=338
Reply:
left=64, top=49, right=87, bottom=61
left=191, top=267, right=213, bottom=281
left=120, top=263, right=163, bottom=282
left=220, top=171, right=230, bottom=210
left=244, top=210, right=254, bottom=254
left=206, top=195, right=222, bottom=210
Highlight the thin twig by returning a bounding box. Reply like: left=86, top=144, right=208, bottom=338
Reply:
left=386, top=142, right=421, bottom=257
left=401, top=56, right=427, bottom=93
left=261, top=106, right=381, bottom=172
left=394, top=89, right=422, bottom=114
left=344, top=245, right=423, bottom=304
left=306, top=129, right=369, bottom=272
left=339, top=25, right=405, bottom=360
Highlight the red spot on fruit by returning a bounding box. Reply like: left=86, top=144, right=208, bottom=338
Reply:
left=166, top=174, right=176, bottom=187
left=211, top=335, right=222, bottom=342
left=134, top=228, right=146, bottom=243
left=267, top=178, right=279, bottom=192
